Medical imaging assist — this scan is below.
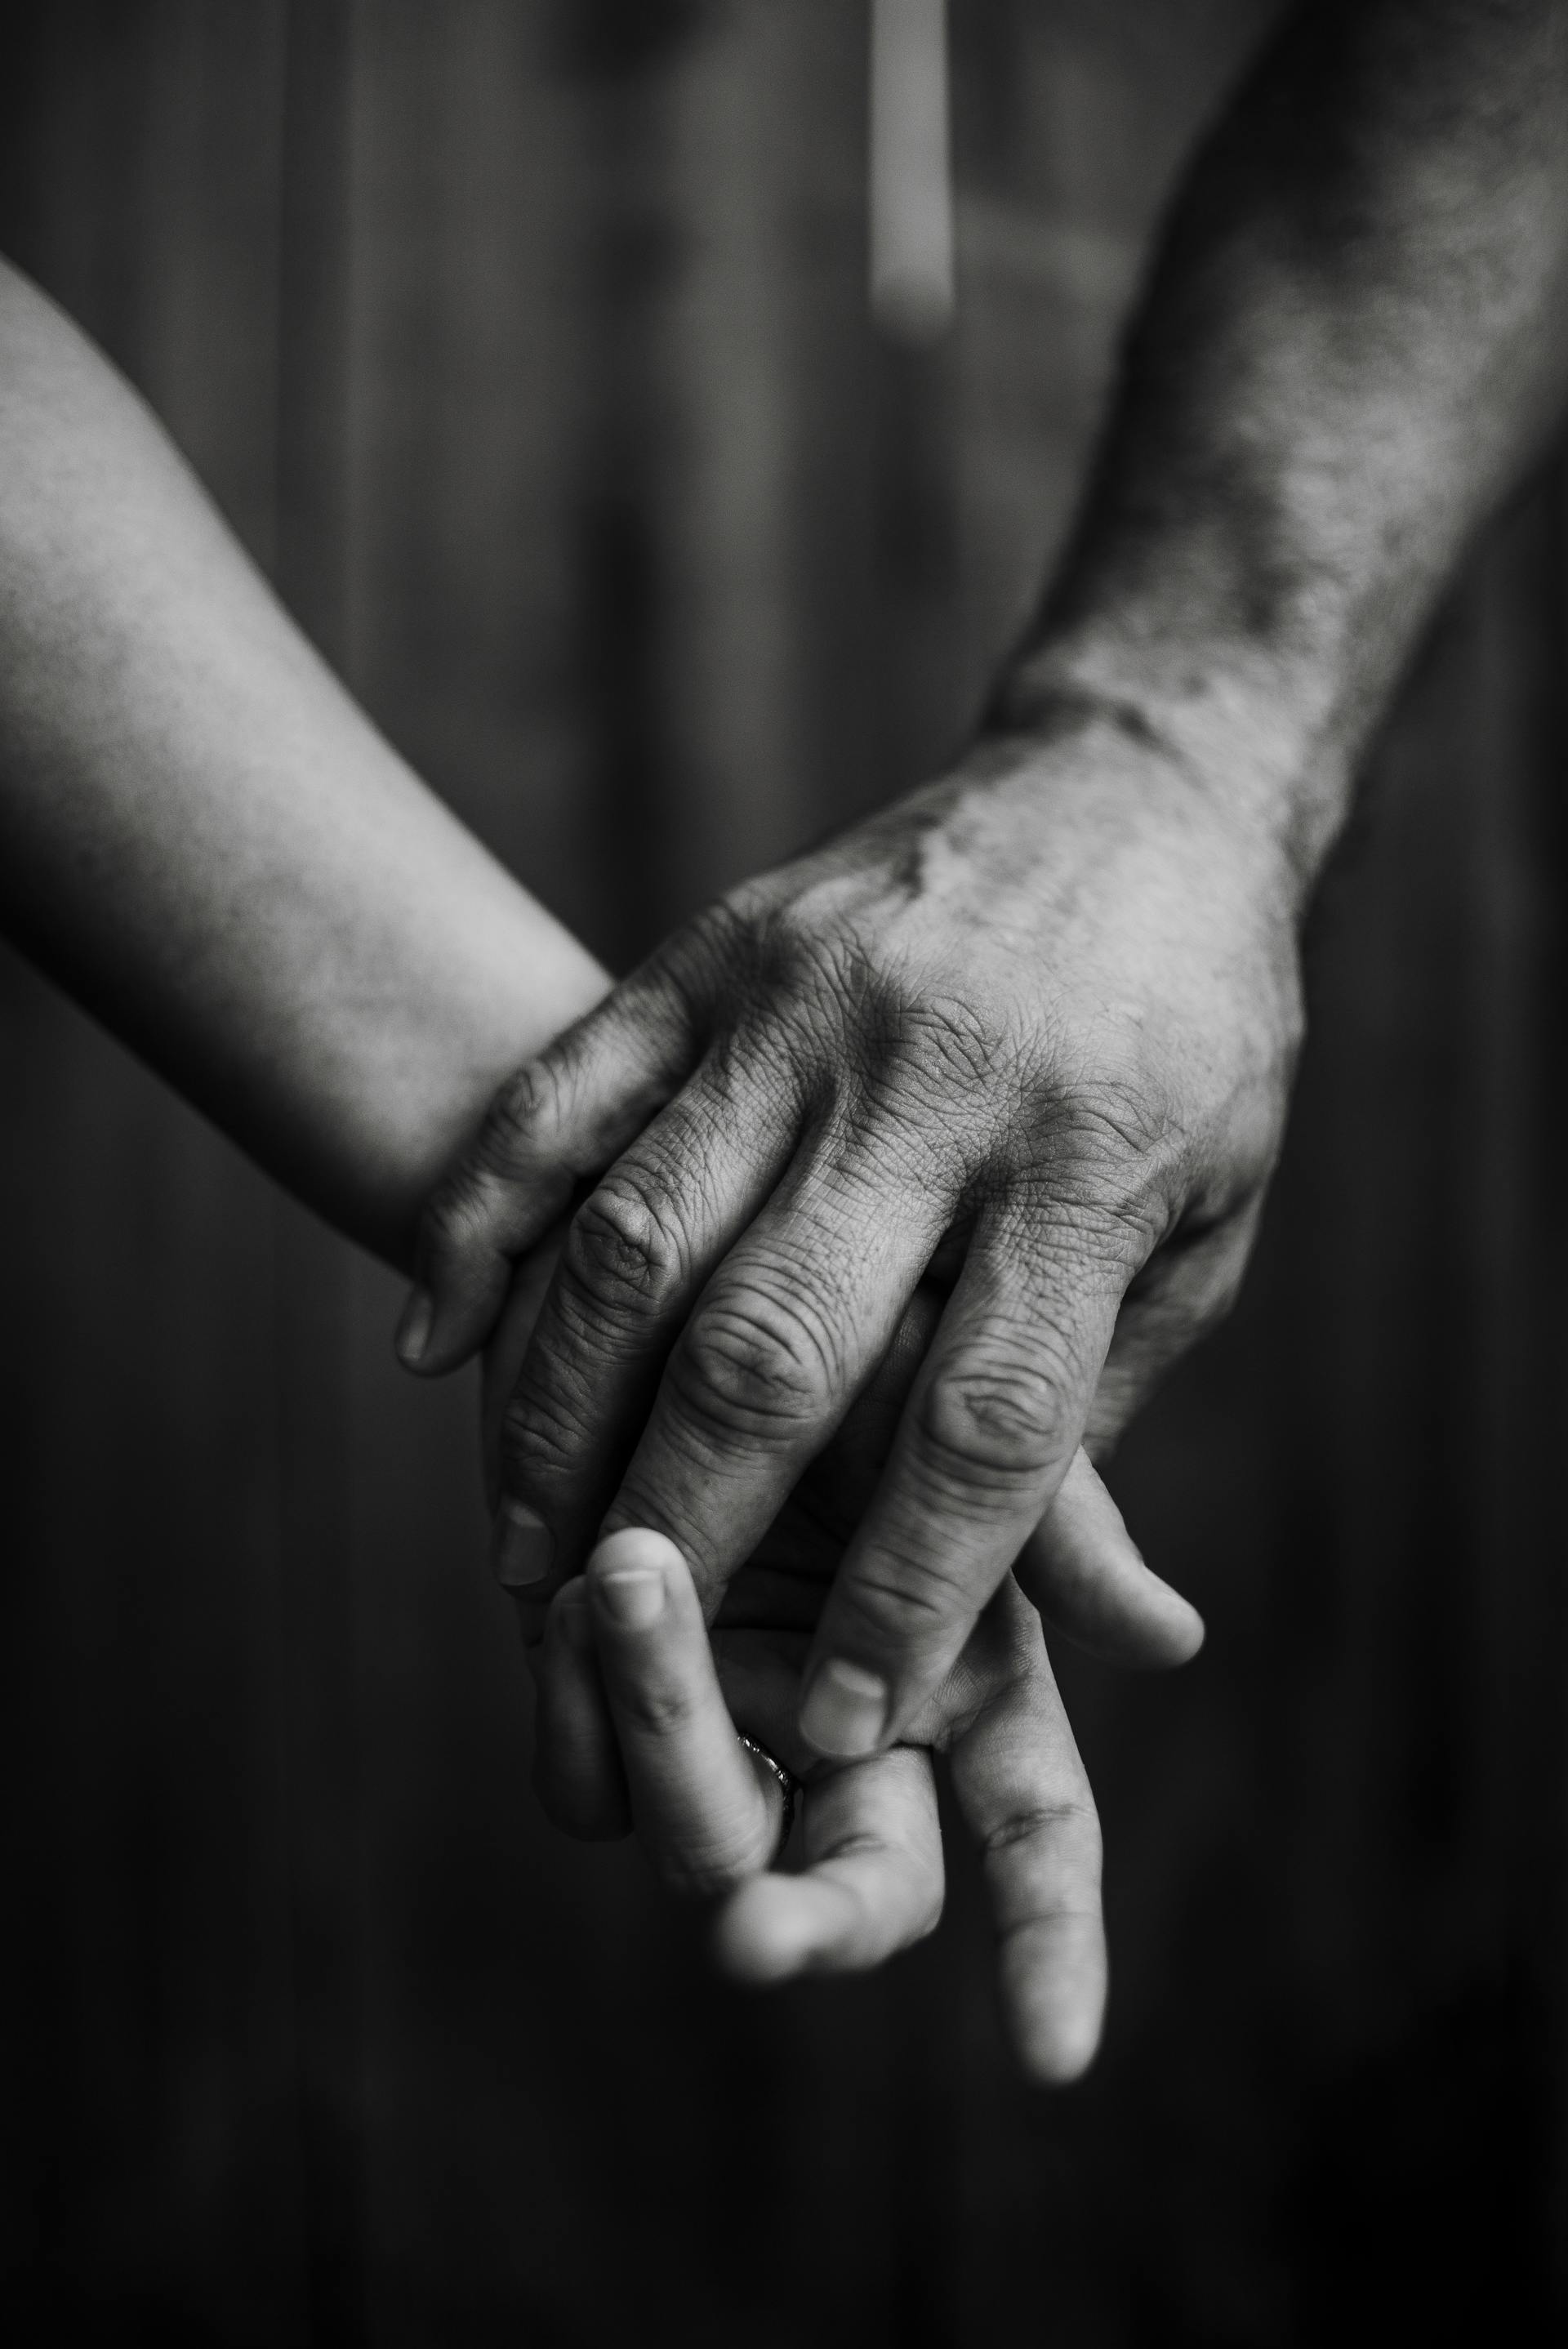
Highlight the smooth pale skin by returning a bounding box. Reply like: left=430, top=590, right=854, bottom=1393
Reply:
left=409, top=0, right=1568, bottom=1772
left=575, top=1526, right=1106, bottom=2084
left=0, top=262, right=608, bottom=1248
left=0, top=255, right=1195, bottom=2076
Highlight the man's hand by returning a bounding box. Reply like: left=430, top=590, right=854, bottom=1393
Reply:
left=405, top=706, right=1293, bottom=1758
left=399, top=0, right=1568, bottom=1767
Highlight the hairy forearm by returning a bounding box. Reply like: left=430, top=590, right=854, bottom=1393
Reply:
left=993, top=0, right=1568, bottom=886
left=0, top=261, right=608, bottom=1264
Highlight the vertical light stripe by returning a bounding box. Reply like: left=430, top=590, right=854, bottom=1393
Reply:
left=868, top=0, right=955, bottom=343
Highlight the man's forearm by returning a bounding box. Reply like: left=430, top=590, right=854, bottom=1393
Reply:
left=993, top=0, right=1568, bottom=888
left=0, top=259, right=608, bottom=1264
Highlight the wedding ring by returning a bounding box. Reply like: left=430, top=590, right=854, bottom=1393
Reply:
left=737, top=1732, right=800, bottom=1860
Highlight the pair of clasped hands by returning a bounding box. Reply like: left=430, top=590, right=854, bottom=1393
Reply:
left=394, top=743, right=1297, bottom=2084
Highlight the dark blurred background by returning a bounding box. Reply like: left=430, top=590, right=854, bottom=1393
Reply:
left=1, top=3, right=1565, bottom=2342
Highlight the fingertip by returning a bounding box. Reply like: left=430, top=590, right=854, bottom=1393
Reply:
left=591, top=1562, right=666, bottom=1630
left=394, top=1285, right=433, bottom=1370
left=1020, top=1455, right=1207, bottom=1671
left=394, top=1286, right=488, bottom=1379
left=586, top=1528, right=695, bottom=1630
left=1084, top=1576, right=1205, bottom=1671
left=1002, top=1926, right=1107, bottom=2088
left=1162, top=1598, right=1205, bottom=1667
left=798, top=1657, right=889, bottom=1760
left=713, top=1875, right=828, bottom=1984
left=587, top=1526, right=690, bottom=1583
left=1018, top=2016, right=1102, bottom=2089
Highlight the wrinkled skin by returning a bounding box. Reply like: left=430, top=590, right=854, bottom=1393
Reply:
left=416, top=712, right=1298, bottom=1766
left=509, top=1287, right=1114, bottom=2085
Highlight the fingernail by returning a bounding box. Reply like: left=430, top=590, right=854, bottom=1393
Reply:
left=799, top=1659, right=888, bottom=1758
left=395, top=1286, right=433, bottom=1367
left=594, top=1567, right=665, bottom=1630
left=492, top=1500, right=555, bottom=1589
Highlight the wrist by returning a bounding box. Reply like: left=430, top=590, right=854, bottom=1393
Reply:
left=982, top=622, right=1354, bottom=917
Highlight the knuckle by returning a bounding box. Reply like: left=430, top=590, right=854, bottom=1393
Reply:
left=980, top=1796, right=1102, bottom=1870
left=1025, top=1169, right=1157, bottom=1268
left=564, top=1174, right=684, bottom=1318
left=916, top=1357, right=1069, bottom=1495
left=1067, top=1079, right=1169, bottom=1170
left=852, top=1000, right=1010, bottom=1166
left=981, top=1794, right=1102, bottom=1888
left=668, top=1286, right=837, bottom=1446
left=1025, top=1092, right=1183, bottom=1262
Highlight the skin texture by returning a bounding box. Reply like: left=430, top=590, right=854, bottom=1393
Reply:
left=0, top=245, right=1177, bottom=2062
left=481, top=1241, right=1192, bottom=2079
left=574, top=1537, right=1106, bottom=2086
left=0, top=260, right=609, bottom=1255
left=510, top=1293, right=1111, bottom=2084
left=408, top=0, right=1568, bottom=1776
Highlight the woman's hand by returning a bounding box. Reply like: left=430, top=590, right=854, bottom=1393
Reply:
left=542, top=1527, right=1106, bottom=2086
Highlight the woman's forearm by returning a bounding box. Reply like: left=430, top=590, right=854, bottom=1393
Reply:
left=994, top=0, right=1568, bottom=885
left=0, top=259, right=608, bottom=1265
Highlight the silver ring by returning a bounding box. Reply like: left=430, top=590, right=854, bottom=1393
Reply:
left=737, top=1732, right=800, bottom=1859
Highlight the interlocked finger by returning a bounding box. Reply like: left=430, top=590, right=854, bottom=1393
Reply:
left=599, top=1140, right=946, bottom=1613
